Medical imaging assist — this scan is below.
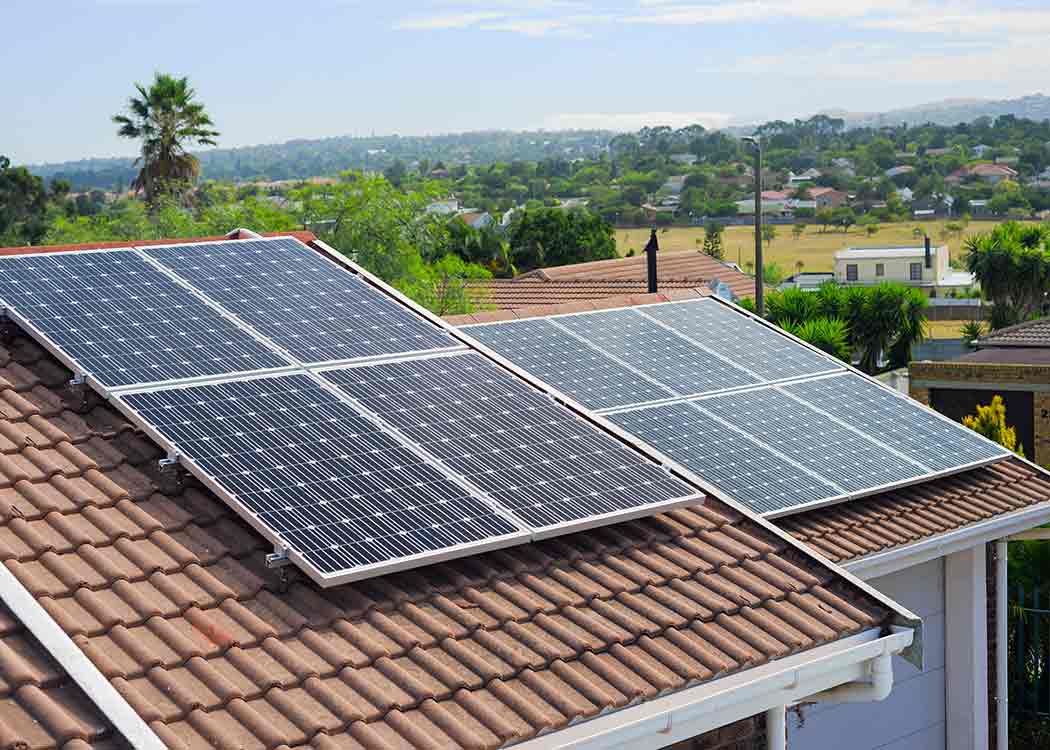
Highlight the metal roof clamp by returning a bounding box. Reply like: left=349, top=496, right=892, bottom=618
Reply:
left=65, top=371, right=95, bottom=414
left=156, top=451, right=186, bottom=495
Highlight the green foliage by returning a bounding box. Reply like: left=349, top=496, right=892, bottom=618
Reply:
left=963, top=221, right=1050, bottom=327
left=113, top=73, right=219, bottom=204
left=0, top=156, right=54, bottom=245
left=764, top=281, right=927, bottom=373
left=398, top=254, right=492, bottom=316
left=506, top=207, right=615, bottom=272
left=760, top=223, right=777, bottom=245
left=702, top=221, right=724, bottom=259
left=962, top=395, right=1024, bottom=456
left=784, top=317, right=851, bottom=362
left=959, top=320, right=985, bottom=345
left=791, top=223, right=805, bottom=241
left=761, top=262, right=785, bottom=286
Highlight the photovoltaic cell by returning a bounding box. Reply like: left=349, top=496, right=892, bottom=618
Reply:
left=700, top=386, right=928, bottom=495
left=555, top=308, right=758, bottom=397
left=143, top=238, right=457, bottom=364
left=782, top=373, right=1010, bottom=471
left=121, top=375, right=523, bottom=578
left=465, top=317, right=673, bottom=410
left=321, top=353, right=700, bottom=531
left=0, top=250, right=290, bottom=388
left=641, top=300, right=842, bottom=381
left=610, top=401, right=841, bottom=514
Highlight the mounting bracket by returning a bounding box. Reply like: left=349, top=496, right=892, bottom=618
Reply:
left=266, top=546, right=292, bottom=569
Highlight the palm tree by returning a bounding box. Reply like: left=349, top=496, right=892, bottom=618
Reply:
left=113, top=73, right=219, bottom=203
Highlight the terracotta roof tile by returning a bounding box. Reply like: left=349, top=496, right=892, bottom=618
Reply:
left=0, top=332, right=899, bottom=749
left=976, top=316, right=1050, bottom=348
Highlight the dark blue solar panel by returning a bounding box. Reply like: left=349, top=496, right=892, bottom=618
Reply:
left=321, top=353, right=700, bottom=530
left=122, top=374, right=523, bottom=578
left=143, top=238, right=457, bottom=364
left=465, top=317, right=673, bottom=410
left=0, top=250, right=289, bottom=388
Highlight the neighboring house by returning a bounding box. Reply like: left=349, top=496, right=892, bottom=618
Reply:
left=896, top=186, right=914, bottom=203
left=808, top=186, right=848, bottom=209
left=925, top=147, right=954, bottom=157
left=762, top=190, right=790, bottom=201
left=831, top=157, right=856, bottom=176
left=912, top=194, right=955, bottom=218
left=456, top=210, right=493, bottom=229
left=662, top=175, right=687, bottom=195
left=426, top=198, right=460, bottom=214
left=834, top=243, right=975, bottom=296
left=971, top=163, right=1018, bottom=184
left=969, top=199, right=993, bottom=218
left=778, top=271, right=835, bottom=291
left=787, top=168, right=821, bottom=186
left=973, top=143, right=993, bottom=158
left=670, top=153, right=698, bottom=165
left=558, top=196, right=589, bottom=209
left=515, top=247, right=760, bottom=300
left=452, top=291, right=1050, bottom=750
left=735, top=197, right=792, bottom=217
left=884, top=165, right=915, bottom=179
left=0, top=231, right=929, bottom=750
left=911, top=316, right=1050, bottom=464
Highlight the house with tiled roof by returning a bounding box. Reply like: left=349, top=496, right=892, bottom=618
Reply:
left=450, top=291, right=1050, bottom=750
left=0, top=230, right=928, bottom=750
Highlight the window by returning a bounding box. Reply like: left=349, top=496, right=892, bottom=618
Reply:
left=910, top=262, right=923, bottom=281
left=875, top=263, right=884, bottom=277
left=846, top=264, right=858, bottom=281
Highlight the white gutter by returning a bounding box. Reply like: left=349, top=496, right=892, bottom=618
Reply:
left=1008, top=528, right=1050, bottom=541
left=844, top=501, right=1050, bottom=580
left=996, top=539, right=1009, bottom=750
left=0, top=564, right=165, bottom=749
left=510, top=627, right=913, bottom=750
left=806, top=650, right=893, bottom=703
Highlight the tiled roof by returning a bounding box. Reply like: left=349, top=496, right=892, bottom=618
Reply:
left=466, top=279, right=708, bottom=311
left=0, top=328, right=895, bottom=749
left=518, top=250, right=758, bottom=300
left=0, top=601, right=129, bottom=750
left=955, top=347, right=1050, bottom=365
left=976, top=317, right=1050, bottom=348
left=777, top=458, right=1050, bottom=564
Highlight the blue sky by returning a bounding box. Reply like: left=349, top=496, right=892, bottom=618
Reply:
left=5, top=0, right=1048, bottom=164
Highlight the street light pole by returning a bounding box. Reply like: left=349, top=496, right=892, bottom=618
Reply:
left=742, top=136, right=764, bottom=316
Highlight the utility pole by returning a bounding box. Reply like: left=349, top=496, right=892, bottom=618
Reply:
left=742, top=136, right=764, bottom=316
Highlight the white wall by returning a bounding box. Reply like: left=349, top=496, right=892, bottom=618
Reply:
left=788, top=559, right=946, bottom=750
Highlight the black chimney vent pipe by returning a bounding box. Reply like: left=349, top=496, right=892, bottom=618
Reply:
left=924, top=236, right=932, bottom=269
left=644, top=228, right=659, bottom=293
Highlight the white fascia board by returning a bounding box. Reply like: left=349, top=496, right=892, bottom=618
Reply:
left=843, top=501, right=1050, bottom=580
left=511, top=627, right=913, bottom=750
left=0, top=563, right=165, bottom=750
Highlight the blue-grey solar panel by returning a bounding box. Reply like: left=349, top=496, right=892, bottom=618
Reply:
left=642, top=300, right=842, bottom=381
left=700, top=386, right=928, bottom=496
left=121, top=375, right=524, bottom=580
left=783, top=373, right=1010, bottom=470
left=465, top=318, right=673, bottom=410
left=555, top=308, right=758, bottom=398
left=321, top=353, right=700, bottom=531
left=610, top=401, right=841, bottom=515
left=0, top=250, right=289, bottom=388
left=143, top=238, right=457, bottom=364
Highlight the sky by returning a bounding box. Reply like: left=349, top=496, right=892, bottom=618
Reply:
left=4, top=0, right=1049, bottom=165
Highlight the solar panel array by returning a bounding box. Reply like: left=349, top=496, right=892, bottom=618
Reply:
left=465, top=299, right=1012, bottom=516
left=0, top=237, right=704, bottom=585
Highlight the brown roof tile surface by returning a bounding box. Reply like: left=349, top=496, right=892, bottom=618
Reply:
left=467, top=279, right=709, bottom=311
left=976, top=317, right=1050, bottom=348
left=519, top=250, right=758, bottom=300
left=0, top=332, right=893, bottom=750
left=779, top=458, right=1050, bottom=563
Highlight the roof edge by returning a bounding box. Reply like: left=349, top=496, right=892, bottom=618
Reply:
left=0, top=563, right=165, bottom=749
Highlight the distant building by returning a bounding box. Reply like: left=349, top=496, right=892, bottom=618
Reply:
left=968, top=199, right=992, bottom=218
left=787, top=168, right=821, bottom=186
left=972, top=144, right=993, bottom=158
left=884, top=165, right=915, bottom=179
left=456, top=210, right=493, bottom=229
left=911, top=194, right=955, bottom=218
left=896, top=187, right=914, bottom=203
left=808, top=186, right=848, bottom=209
left=924, top=147, right=954, bottom=157
left=669, top=153, right=698, bottom=165
left=426, top=198, right=460, bottom=215
left=834, top=244, right=974, bottom=296
left=661, top=175, right=687, bottom=195
left=778, top=272, right=834, bottom=292
left=971, top=163, right=1018, bottom=184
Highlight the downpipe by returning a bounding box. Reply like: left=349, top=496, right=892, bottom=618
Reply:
left=805, top=651, right=894, bottom=703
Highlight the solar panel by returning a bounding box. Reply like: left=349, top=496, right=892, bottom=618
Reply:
left=465, top=317, right=674, bottom=410
left=555, top=308, right=758, bottom=398
left=641, top=300, right=842, bottom=381
left=610, top=401, right=842, bottom=515
left=121, top=374, right=526, bottom=582
left=700, top=386, right=928, bottom=496
left=782, top=373, right=1011, bottom=470
left=320, top=352, right=701, bottom=531
left=0, top=250, right=290, bottom=388
left=142, top=238, right=457, bottom=364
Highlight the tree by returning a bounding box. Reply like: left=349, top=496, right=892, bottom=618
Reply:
left=762, top=262, right=785, bottom=286
left=963, top=222, right=1050, bottom=328
left=400, top=254, right=493, bottom=316
left=113, top=73, right=219, bottom=204
left=506, top=207, right=615, bottom=272
left=865, top=223, right=880, bottom=237
left=702, top=222, right=725, bottom=259
left=785, top=318, right=851, bottom=362
left=815, top=208, right=835, bottom=232
left=761, top=223, right=777, bottom=246
left=963, top=395, right=1024, bottom=456
left=792, top=223, right=805, bottom=241
left=0, top=156, right=52, bottom=244
left=832, top=206, right=856, bottom=232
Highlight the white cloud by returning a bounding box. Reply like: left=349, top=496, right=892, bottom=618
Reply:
left=541, top=111, right=733, bottom=131
left=394, top=11, right=507, bottom=31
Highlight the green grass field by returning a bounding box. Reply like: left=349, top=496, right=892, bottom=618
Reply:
left=616, top=220, right=1005, bottom=274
